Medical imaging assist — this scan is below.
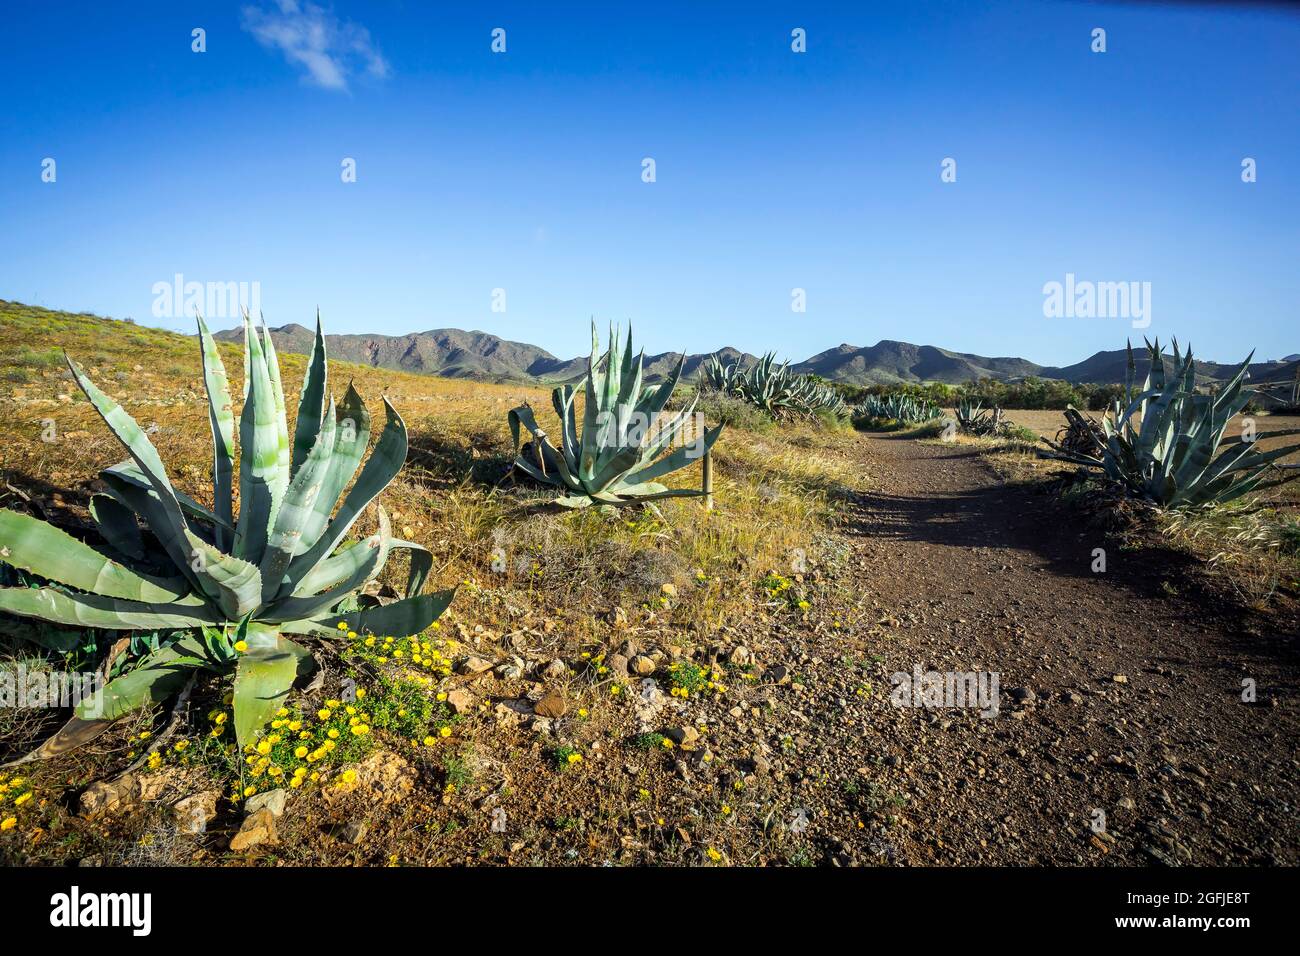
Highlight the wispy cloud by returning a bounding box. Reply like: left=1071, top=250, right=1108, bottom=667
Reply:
left=241, top=0, right=389, bottom=92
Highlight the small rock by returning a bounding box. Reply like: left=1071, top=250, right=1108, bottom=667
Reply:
left=729, top=646, right=753, bottom=667
left=1117, top=796, right=1136, bottom=811
left=446, top=688, right=476, bottom=715
left=172, top=790, right=220, bottom=835
left=630, top=655, right=657, bottom=677
left=79, top=774, right=139, bottom=819
left=665, top=725, right=700, bottom=747
left=661, top=582, right=678, bottom=598
left=230, top=808, right=278, bottom=851
left=1113, top=674, right=1129, bottom=684
left=1007, top=687, right=1036, bottom=705
left=246, top=788, right=287, bottom=818
left=324, top=750, right=417, bottom=806
left=533, top=691, right=568, bottom=719
left=608, top=654, right=630, bottom=679
left=494, top=699, right=533, bottom=727
left=339, top=819, right=369, bottom=844
left=609, top=606, right=628, bottom=627
left=456, top=655, right=494, bottom=675
left=763, top=665, right=791, bottom=686
left=495, top=656, right=526, bottom=679
left=539, top=659, right=567, bottom=680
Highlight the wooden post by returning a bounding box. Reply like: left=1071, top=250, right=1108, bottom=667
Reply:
left=702, top=449, right=713, bottom=511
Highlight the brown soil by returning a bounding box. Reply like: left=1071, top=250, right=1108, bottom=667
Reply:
left=828, top=434, right=1299, bottom=865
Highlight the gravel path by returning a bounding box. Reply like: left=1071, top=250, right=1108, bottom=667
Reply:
left=803, top=434, right=1300, bottom=865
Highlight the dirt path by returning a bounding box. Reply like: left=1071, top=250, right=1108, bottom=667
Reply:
left=801, top=434, right=1298, bottom=865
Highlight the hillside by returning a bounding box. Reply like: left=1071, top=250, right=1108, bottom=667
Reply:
left=793, top=341, right=1044, bottom=385
left=212, top=323, right=758, bottom=385
left=1040, top=349, right=1300, bottom=388
left=6, top=300, right=1294, bottom=389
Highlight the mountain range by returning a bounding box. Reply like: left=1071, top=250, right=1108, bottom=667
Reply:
left=213, top=324, right=1300, bottom=390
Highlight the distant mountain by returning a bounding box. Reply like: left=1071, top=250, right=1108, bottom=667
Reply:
left=213, top=324, right=758, bottom=385
left=792, top=340, right=1043, bottom=385
left=1040, top=349, right=1300, bottom=388
left=213, top=324, right=1296, bottom=390
left=214, top=324, right=578, bottom=383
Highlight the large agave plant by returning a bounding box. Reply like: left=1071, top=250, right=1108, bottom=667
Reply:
left=509, top=323, right=722, bottom=508
left=854, top=392, right=941, bottom=425
left=954, top=399, right=1007, bottom=436
left=0, top=313, right=453, bottom=754
left=703, top=352, right=846, bottom=419
left=1047, top=339, right=1300, bottom=507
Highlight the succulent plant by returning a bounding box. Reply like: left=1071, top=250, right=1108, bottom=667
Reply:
left=1046, top=339, right=1300, bottom=507
left=1042, top=405, right=1106, bottom=458
left=702, top=352, right=846, bottom=419
left=509, top=323, right=722, bottom=508
left=954, top=399, right=1007, bottom=436
left=0, top=313, right=453, bottom=753
left=854, top=393, right=942, bottom=425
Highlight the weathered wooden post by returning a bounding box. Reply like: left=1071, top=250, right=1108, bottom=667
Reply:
left=702, top=449, right=714, bottom=511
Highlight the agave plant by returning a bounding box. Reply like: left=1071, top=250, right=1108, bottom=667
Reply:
left=702, top=352, right=846, bottom=419
left=1042, top=405, right=1105, bottom=458
left=702, top=353, right=740, bottom=394
left=0, top=313, right=453, bottom=755
left=954, top=399, right=1007, bottom=437
left=1046, top=339, right=1300, bottom=507
left=854, top=392, right=942, bottom=425
left=509, top=323, right=722, bottom=508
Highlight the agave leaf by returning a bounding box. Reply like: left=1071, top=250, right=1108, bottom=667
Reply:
left=1, top=716, right=115, bottom=767
left=290, top=540, right=372, bottom=597
left=321, top=589, right=455, bottom=638
left=625, top=424, right=722, bottom=486
left=103, top=461, right=228, bottom=531
left=0, top=587, right=221, bottom=630
left=196, top=315, right=236, bottom=550
left=0, top=509, right=190, bottom=603
left=99, top=470, right=198, bottom=579
left=288, top=398, right=407, bottom=582
left=234, top=313, right=283, bottom=563
left=264, top=505, right=392, bottom=623
left=587, top=446, right=641, bottom=494
left=183, top=528, right=263, bottom=619
left=88, top=493, right=144, bottom=561
left=261, top=319, right=293, bottom=500
left=296, top=383, right=371, bottom=554
left=391, top=539, right=432, bottom=598
left=290, top=312, right=329, bottom=479
left=65, top=357, right=195, bottom=569
left=551, top=385, right=581, bottom=472
left=260, top=397, right=338, bottom=603
left=73, top=635, right=211, bottom=722
left=232, top=624, right=313, bottom=749
left=578, top=323, right=603, bottom=481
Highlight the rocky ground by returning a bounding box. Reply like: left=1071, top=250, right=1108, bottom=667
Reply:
left=8, top=430, right=1294, bottom=867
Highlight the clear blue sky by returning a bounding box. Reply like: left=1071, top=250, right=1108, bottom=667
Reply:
left=2, top=0, right=1297, bottom=365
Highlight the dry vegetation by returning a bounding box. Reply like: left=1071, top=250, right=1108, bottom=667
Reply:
left=0, top=301, right=869, bottom=865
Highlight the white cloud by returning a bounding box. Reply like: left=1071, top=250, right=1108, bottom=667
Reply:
left=241, top=0, right=389, bottom=92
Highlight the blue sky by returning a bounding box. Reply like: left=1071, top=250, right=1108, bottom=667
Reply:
left=1, top=0, right=1297, bottom=365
